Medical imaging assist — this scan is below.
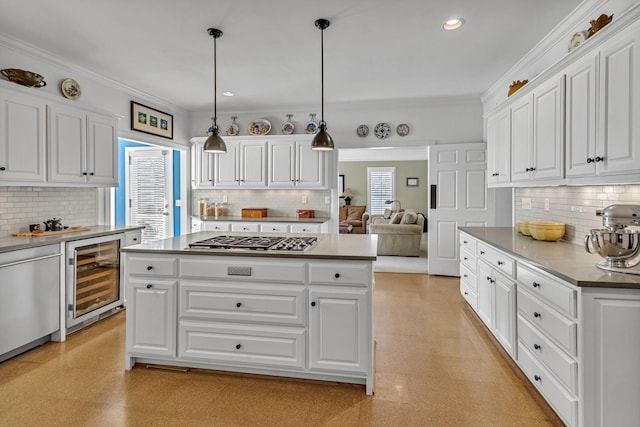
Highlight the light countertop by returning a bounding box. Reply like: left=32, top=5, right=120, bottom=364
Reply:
left=121, top=231, right=377, bottom=261
left=197, top=216, right=329, bottom=224
left=460, top=227, right=640, bottom=289
left=0, top=225, right=145, bottom=254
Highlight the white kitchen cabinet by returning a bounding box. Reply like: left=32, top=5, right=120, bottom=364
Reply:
left=493, top=271, right=516, bottom=357
left=191, top=141, right=214, bottom=188
left=48, top=104, right=118, bottom=186
left=203, top=221, right=232, bottom=232
left=231, top=222, right=260, bottom=232
left=124, top=229, right=142, bottom=246
left=511, top=76, right=564, bottom=183
left=308, top=286, right=369, bottom=374
left=290, top=223, right=321, bottom=234
left=214, top=140, right=267, bottom=188
left=0, top=90, right=47, bottom=183
left=476, top=261, right=493, bottom=326
left=268, top=140, right=325, bottom=188
left=125, top=277, right=177, bottom=362
left=486, top=108, right=511, bottom=186
left=260, top=223, right=290, bottom=233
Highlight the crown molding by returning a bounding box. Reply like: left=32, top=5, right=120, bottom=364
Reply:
left=0, top=32, right=188, bottom=114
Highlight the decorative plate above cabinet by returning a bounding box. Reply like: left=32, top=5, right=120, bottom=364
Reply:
left=248, top=119, right=271, bottom=135
left=374, top=122, right=392, bottom=139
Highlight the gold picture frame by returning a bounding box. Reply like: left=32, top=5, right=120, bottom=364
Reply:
left=131, top=101, right=173, bottom=139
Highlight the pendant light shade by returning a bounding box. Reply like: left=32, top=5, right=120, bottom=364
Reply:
left=312, top=18, right=334, bottom=151
left=204, top=27, right=226, bottom=153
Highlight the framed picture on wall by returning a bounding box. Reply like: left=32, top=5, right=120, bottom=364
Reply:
left=339, top=174, right=345, bottom=194
left=406, top=177, right=419, bottom=187
left=131, top=101, right=174, bottom=139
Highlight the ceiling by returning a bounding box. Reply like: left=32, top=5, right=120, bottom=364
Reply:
left=0, top=0, right=583, bottom=113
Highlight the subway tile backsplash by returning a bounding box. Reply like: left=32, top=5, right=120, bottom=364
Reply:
left=0, top=186, right=98, bottom=238
left=515, top=185, right=640, bottom=245
left=192, top=189, right=331, bottom=218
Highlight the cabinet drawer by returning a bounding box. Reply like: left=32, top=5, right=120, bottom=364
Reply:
left=477, top=242, right=515, bottom=278
left=460, top=248, right=477, bottom=273
left=309, top=262, right=370, bottom=287
left=460, top=281, right=478, bottom=311
left=459, top=232, right=477, bottom=253
left=180, top=257, right=305, bottom=283
left=290, top=223, right=321, bottom=233
left=518, top=287, right=577, bottom=356
left=202, top=222, right=231, bottom=232
left=517, top=263, right=577, bottom=318
left=127, top=256, right=178, bottom=277
left=260, top=223, right=290, bottom=233
left=518, top=345, right=578, bottom=427
left=231, top=223, right=260, bottom=232
left=518, top=315, right=578, bottom=394
left=180, top=281, right=305, bottom=326
left=460, top=263, right=477, bottom=293
left=124, top=230, right=141, bottom=246
left=179, top=320, right=305, bottom=369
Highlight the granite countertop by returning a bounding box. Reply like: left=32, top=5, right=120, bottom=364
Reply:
left=459, top=227, right=640, bottom=289
left=0, top=225, right=145, bottom=254
left=197, top=216, right=329, bottom=224
left=121, top=231, right=377, bottom=261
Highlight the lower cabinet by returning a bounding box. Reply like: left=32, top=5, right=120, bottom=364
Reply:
left=308, top=286, right=369, bottom=374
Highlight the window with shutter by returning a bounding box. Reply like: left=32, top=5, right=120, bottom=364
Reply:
left=367, top=167, right=395, bottom=215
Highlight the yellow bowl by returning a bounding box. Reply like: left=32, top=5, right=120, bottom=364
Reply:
left=517, top=221, right=530, bottom=236
left=528, top=221, right=565, bottom=241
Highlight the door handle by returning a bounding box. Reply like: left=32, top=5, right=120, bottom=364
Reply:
left=430, top=184, right=437, bottom=209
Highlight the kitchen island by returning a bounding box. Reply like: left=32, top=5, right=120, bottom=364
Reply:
left=121, top=231, right=377, bottom=394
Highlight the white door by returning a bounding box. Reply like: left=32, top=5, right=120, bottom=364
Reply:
left=126, top=147, right=173, bottom=242
left=427, top=143, right=491, bottom=276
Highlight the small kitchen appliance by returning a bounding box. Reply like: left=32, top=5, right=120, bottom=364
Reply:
left=189, top=235, right=317, bottom=252
left=585, top=204, right=640, bottom=274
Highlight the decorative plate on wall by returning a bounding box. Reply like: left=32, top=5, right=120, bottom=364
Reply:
left=357, top=124, right=369, bottom=137
left=60, top=78, right=81, bottom=99
left=374, top=122, right=392, bottom=139
left=396, top=123, right=410, bottom=136
left=248, top=119, right=271, bottom=135
left=1, top=68, right=46, bottom=87
left=227, top=116, right=239, bottom=136
left=282, top=114, right=295, bottom=135
left=305, top=113, right=319, bottom=134
left=568, top=31, right=587, bottom=52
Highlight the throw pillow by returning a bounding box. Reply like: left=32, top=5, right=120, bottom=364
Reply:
left=400, top=211, right=418, bottom=224
left=382, top=208, right=392, bottom=219
left=339, top=205, right=348, bottom=221
left=390, top=212, right=404, bottom=224
left=347, top=205, right=366, bottom=221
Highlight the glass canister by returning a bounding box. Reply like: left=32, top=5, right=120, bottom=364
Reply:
left=215, top=202, right=224, bottom=217
left=198, top=199, right=207, bottom=216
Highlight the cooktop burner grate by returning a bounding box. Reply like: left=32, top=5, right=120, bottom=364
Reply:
left=188, top=235, right=318, bottom=251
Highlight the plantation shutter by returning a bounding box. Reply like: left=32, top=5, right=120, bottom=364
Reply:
left=368, top=167, right=395, bottom=215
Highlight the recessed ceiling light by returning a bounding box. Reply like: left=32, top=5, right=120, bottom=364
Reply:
left=223, top=91, right=235, bottom=97
left=443, top=18, right=464, bottom=31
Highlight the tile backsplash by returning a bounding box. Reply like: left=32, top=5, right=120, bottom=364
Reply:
left=515, top=185, right=640, bottom=244
left=0, top=186, right=98, bottom=238
left=192, top=189, right=331, bottom=217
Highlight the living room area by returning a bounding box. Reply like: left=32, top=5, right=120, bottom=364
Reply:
left=338, top=147, right=428, bottom=273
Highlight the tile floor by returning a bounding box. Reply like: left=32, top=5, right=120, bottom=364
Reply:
left=0, top=273, right=563, bottom=426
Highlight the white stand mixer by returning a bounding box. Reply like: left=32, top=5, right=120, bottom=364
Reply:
left=585, top=204, right=640, bottom=275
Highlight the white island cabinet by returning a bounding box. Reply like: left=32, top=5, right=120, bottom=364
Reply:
left=123, top=232, right=376, bottom=394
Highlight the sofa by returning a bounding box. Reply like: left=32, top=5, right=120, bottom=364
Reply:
left=338, top=205, right=369, bottom=234
left=369, top=210, right=425, bottom=256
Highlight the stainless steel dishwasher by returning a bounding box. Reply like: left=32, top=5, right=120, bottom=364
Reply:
left=0, top=244, right=61, bottom=362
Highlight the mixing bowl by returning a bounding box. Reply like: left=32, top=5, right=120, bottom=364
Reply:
left=528, top=221, right=565, bottom=241
left=585, top=228, right=640, bottom=261
left=517, top=221, right=531, bottom=236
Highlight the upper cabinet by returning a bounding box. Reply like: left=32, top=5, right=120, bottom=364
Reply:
left=268, top=140, right=326, bottom=188
left=0, top=91, right=47, bottom=183
left=486, top=108, right=511, bottom=186
left=214, top=140, right=267, bottom=188
left=48, top=104, right=118, bottom=186
left=191, top=141, right=214, bottom=189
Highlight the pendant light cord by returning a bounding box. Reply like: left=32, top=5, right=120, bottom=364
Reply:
left=320, top=26, right=324, bottom=125
left=213, top=35, right=217, bottom=131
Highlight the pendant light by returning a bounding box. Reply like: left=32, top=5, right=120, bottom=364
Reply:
left=203, top=27, right=226, bottom=153
left=311, top=18, right=334, bottom=151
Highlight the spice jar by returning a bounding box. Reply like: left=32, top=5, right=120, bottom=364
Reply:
left=206, top=204, right=214, bottom=216
left=214, top=203, right=224, bottom=217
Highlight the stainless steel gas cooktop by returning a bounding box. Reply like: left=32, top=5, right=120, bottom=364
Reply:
left=188, top=235, right=318, bottom=251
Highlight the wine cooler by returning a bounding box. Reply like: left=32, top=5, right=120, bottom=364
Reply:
left=66, top=234, right=125, bottom=332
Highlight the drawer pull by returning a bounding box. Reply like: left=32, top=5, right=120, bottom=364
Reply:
left=464, top=292, right=468, bottom=296
left=486, top=276, right=491, bottom=281
left=464, top=257, right=468, bottom=261
left=235, top=344, right=241, bottom=350
left=463, top=274, right=468, bottom=278
left=497, top=261, right=504, bottom=266
left=147, top=266, right=153, bottom=271
left=311, top=301, right=316, bottom=307
left=146, top=284, right=153, bottom=289
left=334, top=273, right=340, bottom=279
left=532, top=282, right=540, bottom=288
left=463, top=240, right=468, bottom=244
left=534, top=375, right=541, bottom=382
left=236, top=302, right=242, bottom=308
left=534, top=344, right=541, bottom=350
left=480, top=250, right=485, bottom=255
left=534, top=312, right=542, bottom=318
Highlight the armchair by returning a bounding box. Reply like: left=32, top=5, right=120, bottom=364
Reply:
left=370, top=210, right=425, bottom=256
left=338, top=205, right=369, bottom=234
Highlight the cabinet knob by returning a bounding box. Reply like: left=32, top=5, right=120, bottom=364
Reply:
left=464, top=292, right=468, bottom=296
left=534, top=344, right=541, bottom=350
left=146, top=266, right=153, bottom=271
left=532, top=282, right=540, bottom=288
left=586, top=157, right=594, bottom=163
left=486, top=276, right=491, bottom=281
left=497, top=261, right=504, bottom=266
left=334, top=273, right=340, bottom=279
left=236, top=302, right=242, bottom=308
left=595, top=156, right=604, bottom=162
left=463, top=257, right=468, bottom=261
left=0, top=166, right=5, bottom=171
left=146, top=284, right=153, bottom=289
left=534, top=312, right=541, bottom=318
left=531, top=167, right=536, bottom=171
left=82, top=172, right=88, bottom=175
left=480, top=251, right=485, bottom=255
left=311, top=301, right=316, bottom=307
left=534, top=375, right=541, bottom=382
left=132, top=238, right=138, bottom=242
left=525, top=168, right=531, bottom=172
left=235, top=344, right=241, bottom=350
left=90, top=172, right=94, bottom=176
left=463, top=274, right=468, bottom=278
left=463, top=240, right=468, bottom=244
left=490, top=279, right=495, bottom=284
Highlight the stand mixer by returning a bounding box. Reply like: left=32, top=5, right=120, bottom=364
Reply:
left=585, top=204, right=640, bottom=274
